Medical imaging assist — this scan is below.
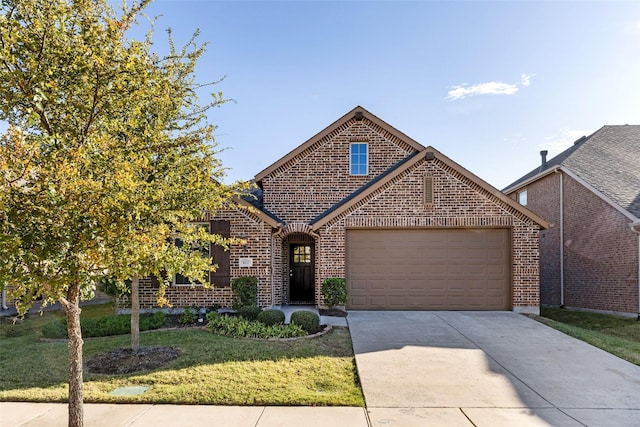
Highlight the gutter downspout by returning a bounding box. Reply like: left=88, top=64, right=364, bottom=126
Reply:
left=630, top=221, right=640, bottom=320
left=558, top=170, right=565, bottom=307
left=1, top=289, right=7, bottom=310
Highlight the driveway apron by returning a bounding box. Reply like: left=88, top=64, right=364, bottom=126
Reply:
left=348, top=311, right=640, bottom=427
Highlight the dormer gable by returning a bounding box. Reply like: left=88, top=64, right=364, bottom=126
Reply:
left=255, top=106, right=425, bottom=223
left=255, top=106, right=424, bottom=185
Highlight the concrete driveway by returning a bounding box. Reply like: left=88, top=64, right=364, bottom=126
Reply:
left=348, top=311, right=640, bottom=427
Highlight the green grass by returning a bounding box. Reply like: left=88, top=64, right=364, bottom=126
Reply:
left=538, top=308, right=640, bottom=366
left=0, top=304, right=364, bottom=406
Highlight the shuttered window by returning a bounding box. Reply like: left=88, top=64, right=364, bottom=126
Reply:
left=174, top=222, right=211, bottom=286
left=172, top=220, right=231, bottom=287
left=209, top=220, right=231, bottom=287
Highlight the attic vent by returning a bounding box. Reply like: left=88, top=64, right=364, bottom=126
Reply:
left=354, top=111, right=364, bottom=121
left=424, top=175, right=434, bottom=205
left=349, top=136, right=369, bottom=142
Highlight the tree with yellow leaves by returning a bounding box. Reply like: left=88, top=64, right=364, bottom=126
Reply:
left=0, top=1, right=238, bottom=425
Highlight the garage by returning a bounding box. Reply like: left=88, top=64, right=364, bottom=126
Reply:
left=346, top=228, right=511, bottom=310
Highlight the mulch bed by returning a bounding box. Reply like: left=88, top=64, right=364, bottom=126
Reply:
left=85, top=309, right=347, bottom=375
left=86, top=346, right=181, bottom=375
left=319, top=308, right=348, bottom=317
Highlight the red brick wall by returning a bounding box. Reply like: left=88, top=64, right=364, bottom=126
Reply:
left=515, top=173, right=563, bottom=306
left=562, top=174, right=638, bottom=313
left=317, top=157, right=541, bottom=310
left=511, top=172, right=639, bottom=314
left=261, top=117, right=418, bottom=223
left=133, top=208, right=275, bottom=310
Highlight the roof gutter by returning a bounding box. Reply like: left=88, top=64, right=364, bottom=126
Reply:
left=503, top=166, right=561, bottom=195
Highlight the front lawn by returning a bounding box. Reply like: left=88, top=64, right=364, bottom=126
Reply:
left=538, top=307, right=640, bottom=366
left=0, top=305, right=364, bottom=406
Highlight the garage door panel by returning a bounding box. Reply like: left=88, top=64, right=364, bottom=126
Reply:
left=346, top=229, right=511, bottom=310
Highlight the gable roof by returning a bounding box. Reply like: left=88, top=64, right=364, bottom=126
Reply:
left=504, top=125, right=640, bottom=219
left=233, top=192, right=283, bottom=228
left=310, top=147, right=549, bottom=230
left=254, top=106, right=425, bottom=185
left=310, top=151, right=422, bottom=226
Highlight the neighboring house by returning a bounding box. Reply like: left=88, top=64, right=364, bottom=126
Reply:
left=504, top=125, right=640, bottom=317
left=136, top=106, right=548, bottom=313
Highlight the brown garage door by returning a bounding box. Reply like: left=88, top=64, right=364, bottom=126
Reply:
left=346, top=229, right=511, bottom=310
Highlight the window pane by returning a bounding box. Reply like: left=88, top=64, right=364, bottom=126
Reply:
left=518, top=190, right=528, bottom=206
left=350, top=143, right=368, bottom=175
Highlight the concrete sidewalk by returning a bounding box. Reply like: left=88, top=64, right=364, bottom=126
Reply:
left=0, top=403, right=369, bottom=427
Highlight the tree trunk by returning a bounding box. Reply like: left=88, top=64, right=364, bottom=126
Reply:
left=131, top=273, right=140, bottom=351
left=62, top=283, right=84, bottom=427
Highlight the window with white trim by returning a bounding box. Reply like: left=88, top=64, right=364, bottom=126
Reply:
left=517, top=189, right=528, bottom=206
left=350, top=143, right=368, bottom=175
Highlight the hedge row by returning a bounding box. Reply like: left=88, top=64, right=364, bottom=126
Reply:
left=42, top=311, right=166, bottom=339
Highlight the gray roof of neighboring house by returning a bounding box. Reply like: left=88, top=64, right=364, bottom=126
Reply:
left=504, top=125, right=640, bottom=219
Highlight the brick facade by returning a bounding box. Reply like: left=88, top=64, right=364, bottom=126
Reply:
left=509, top=173, right=563, bottom=306
left=134, top=107, right=545, bottom=313
left=510, top=171, right=639, bottom=314
left=319, top=157, right=541, bottom=310
left=261, top=118, right=415, bottom=223
left=134, top=207, right=275, bottom=310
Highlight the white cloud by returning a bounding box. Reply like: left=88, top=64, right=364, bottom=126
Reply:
left=446, top=74, right=534, bottom=100
left=538, top=128, right=593, bottom=156
left=520, top=73, right=534, bottom=87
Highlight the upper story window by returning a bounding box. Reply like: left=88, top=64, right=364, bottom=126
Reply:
left=517, top=189, right=528, bottom=206
left=350, top=143, right=368, bottom=175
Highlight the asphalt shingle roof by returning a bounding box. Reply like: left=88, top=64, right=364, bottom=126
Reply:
left=504, top=125, right=640, bottom=219
left=241, top=187, right=285, bottom=225
left=310, top=152, right=421, bottom=225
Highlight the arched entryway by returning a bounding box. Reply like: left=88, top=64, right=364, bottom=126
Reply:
left=281, top=230, right=317, bottom=305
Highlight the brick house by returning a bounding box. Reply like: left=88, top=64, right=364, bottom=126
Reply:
left=504, top=125, right=640, bottom=317
left=137, top=106, right=548, bottom=313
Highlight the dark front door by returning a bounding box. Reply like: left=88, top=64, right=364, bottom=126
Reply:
left=289, top=244, right=314, bottom=304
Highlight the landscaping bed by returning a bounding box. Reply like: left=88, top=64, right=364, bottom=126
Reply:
left=0, top=303, right=364, bottom=406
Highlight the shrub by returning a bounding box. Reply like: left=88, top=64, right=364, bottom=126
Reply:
left=257, top=309, right=285, bottom=326
left=180, top=307, right=197, bottom=325
left=148, top=311, right=166, bottom=329
left=0, top=319, right=29, bottom=338
left=41, top=313, right=167, bottom=339
left=42, top=319, right=67, bottom=339
left=231, top=276, right=258, bottom=309
left=207, top=314, right=306, bottom=339
left=290, top=310, right=320, bottom=332
left=206, top=311, right=220, bottom=322
left=322, top=278, right=347, bottom=308
left=236, top=305, right=262, bottom=321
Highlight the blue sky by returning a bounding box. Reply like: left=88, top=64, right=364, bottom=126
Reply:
left=133, top=1, right=638, bottom=188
